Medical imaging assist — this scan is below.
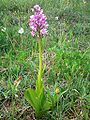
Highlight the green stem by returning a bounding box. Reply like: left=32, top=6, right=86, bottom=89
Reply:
left=38, top=38, right=42, bottom=81
left=36, top=35, right=42, bottom=91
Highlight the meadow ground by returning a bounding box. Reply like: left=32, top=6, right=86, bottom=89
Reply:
left=0, top=0, right=90, bottom=120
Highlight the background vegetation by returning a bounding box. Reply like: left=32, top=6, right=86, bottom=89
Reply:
left=0, top=0, right=90, bottom=119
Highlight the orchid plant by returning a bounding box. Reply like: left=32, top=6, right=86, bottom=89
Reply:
left=25, top=5, right=59, bottom=118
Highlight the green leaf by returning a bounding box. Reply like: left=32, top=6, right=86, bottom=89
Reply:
left=38, top=88, right=46, bottom=109
left=24, top=88, right=40, bottom=112
left=43, top=101, right=52, bottom=111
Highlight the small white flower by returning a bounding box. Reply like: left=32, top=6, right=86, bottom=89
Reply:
left=83, top=0, right=86, bottom=4
left=55, top=16, right=59, bottom=20
left=18, top=27, right=24, bottom=34
left=1, top=27, right=6, bottom=32
left=31, top=8, right=34, bottom=12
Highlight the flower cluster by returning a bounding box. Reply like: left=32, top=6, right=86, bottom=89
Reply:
left=29, top=5, right=48, bottom=37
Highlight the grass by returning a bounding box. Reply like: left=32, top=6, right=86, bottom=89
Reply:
left=0, top=0, right=90, bottom=119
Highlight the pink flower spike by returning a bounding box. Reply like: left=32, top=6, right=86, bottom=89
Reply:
left=29, top=5, right=48, bottom=37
